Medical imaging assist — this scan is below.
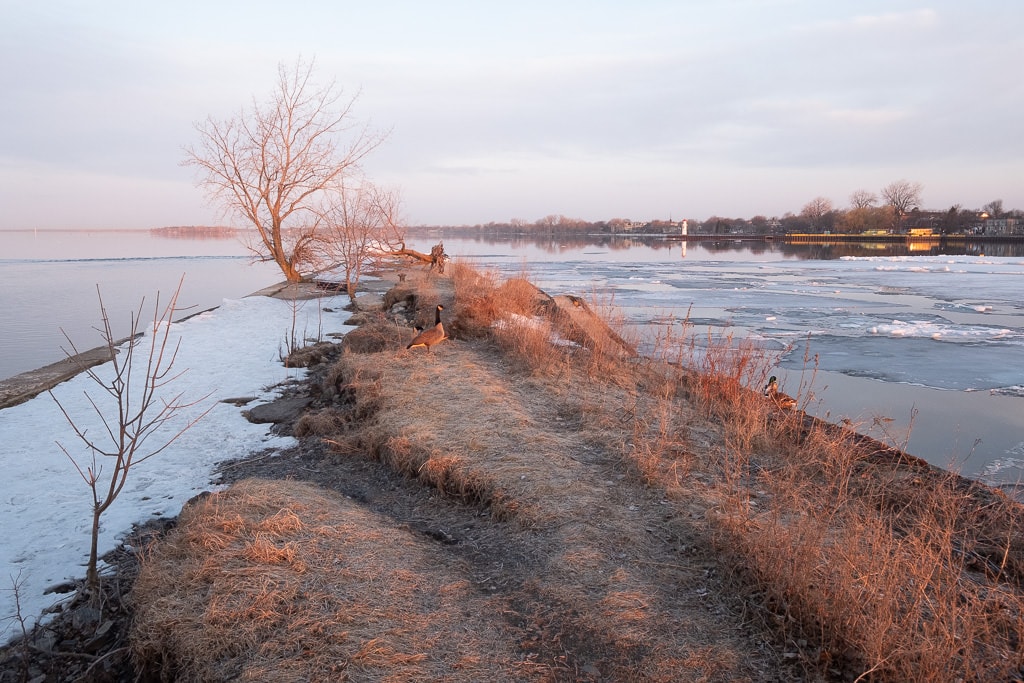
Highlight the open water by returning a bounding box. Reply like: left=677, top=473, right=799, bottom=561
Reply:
left=0, top=229, right=282, bottom=381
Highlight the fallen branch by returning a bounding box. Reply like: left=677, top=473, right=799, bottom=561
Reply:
left=390, top=241, right=448, bottom=273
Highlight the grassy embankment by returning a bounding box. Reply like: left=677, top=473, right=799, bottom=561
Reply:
left=129, top=261, right=1024, bottom=682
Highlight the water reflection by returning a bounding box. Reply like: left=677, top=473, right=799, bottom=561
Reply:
left=410, top=232, right=1024, bottom=262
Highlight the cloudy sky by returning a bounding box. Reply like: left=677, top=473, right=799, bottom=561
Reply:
left=2, top=0, right=1021, bottom=229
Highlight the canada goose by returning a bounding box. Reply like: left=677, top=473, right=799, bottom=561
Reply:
left=764, top=375, right=797, bottom=410
left=407, top=304, right=446, bottom=351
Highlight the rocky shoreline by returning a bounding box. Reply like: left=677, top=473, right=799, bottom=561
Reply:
left=0, top=345, right=122, bottom=411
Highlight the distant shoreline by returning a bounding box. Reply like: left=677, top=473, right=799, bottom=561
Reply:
left=663, top=232, right=1024, bottom=243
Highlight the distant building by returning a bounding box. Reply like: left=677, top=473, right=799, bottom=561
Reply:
left=982, top=217, right=1023, bottom=235
left=618, top=219, right=687, bottom=233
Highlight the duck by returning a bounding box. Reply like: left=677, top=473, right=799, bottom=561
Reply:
left=763, top=375, right=797, bottom=410
left=407, top=304, right=446, bottom=351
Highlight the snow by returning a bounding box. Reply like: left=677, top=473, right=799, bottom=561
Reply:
left=1, top=292, right=354, bottom=637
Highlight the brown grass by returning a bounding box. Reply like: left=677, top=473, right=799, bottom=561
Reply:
left=340, top=320, right=411, bottom=354
left=449, top=263, right=1024, bottom=679
left=632, top=314, right=1024, bottom=680
left=131, top=479, right=524, bottom=681
left=132, top=260, right=1024, bottom=682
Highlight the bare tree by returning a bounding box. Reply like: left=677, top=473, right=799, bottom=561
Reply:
left=982, top=199, right=1004, bottom=218
left=801, top=196, right=834, bottom=231
left=314, top=182, right=405, bottom=305
left=849, top=189, right=878, bottom=209
left=184, top=58, right=386, bottom=282
left=880, top=180, right=923, bottom=229
left=50, top=280, right=210, bottom=601
left=836, top=206, right=890, bottom=233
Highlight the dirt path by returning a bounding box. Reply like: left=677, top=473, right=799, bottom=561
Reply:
left=206, top=328, right=801, bottom=681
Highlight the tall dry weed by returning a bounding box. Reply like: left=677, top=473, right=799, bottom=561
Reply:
left=449, top=261, right=605, bottom=376
left=706, top=411, right=1024, bottom=680
left=607, top=307, right=1024, bottom=680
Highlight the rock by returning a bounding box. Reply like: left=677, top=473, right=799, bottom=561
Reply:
left=284, top=341, right=338, bottom=368
left=185, top=491, right=213, bottom=508
left=221, top=396, right=258, bottom=406
left=71, top=606, right=102, bottom=632
left=42, top=580, right=77, bottom=595
left=84, top=620, right=116, bottom=653
left=30, top=628, right=58, bottom=654
left=243, top=397, right=312, bottom=425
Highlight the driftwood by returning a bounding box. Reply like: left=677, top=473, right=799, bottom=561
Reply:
left=391, top=241, right=448, bottom=274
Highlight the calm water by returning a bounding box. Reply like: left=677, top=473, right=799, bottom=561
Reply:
left=0, top=229, right=282, bottom=381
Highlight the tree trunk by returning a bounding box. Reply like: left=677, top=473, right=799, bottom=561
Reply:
left=390, top=246, right=433, bottom=264
left=278, top=258, right=303, bottom=282
left=390, top=241, right=448, bottom=272
left=87, top=505, right=102, bottom=600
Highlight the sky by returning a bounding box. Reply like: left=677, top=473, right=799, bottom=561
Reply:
left=1, top=0, right=1022, bottom=229
left=1, top=289, right=350, bottom=634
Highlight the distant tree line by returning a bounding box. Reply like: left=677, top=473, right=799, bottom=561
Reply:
left=407, top=180, right=1021, bottom=237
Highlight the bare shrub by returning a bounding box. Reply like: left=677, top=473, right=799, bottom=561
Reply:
left=313, top=182, right=405, bottom=306
left=279, top=295, right=325, bottom=362
left=2, top=573, right=32, bottom=678
left=51, top=281, right=210, bottom=601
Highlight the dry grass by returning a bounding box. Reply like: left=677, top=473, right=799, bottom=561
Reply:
left=339, top=319, right=411, bottom=354
left=131, top=479, right=524, bottom=681
left=448, top=261, right=567, bottom=376
left=449, top=263, right=1024, bottom=679
left=628, top=313, right=1024, bottom=681
left=449, top=260, right=637, bottom=380
left=448, top=263, right=535, bottom=333
left=132, top=261, right=1024, bottom=682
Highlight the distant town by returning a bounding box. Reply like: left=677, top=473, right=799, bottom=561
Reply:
left=407, top=197, right=1022, bottom=241
left=153, top=183, right=1023, bottom=242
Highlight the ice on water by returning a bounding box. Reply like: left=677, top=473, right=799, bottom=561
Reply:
left=525, top=254, right=1024, bottom=395
left=510, top=251, right=1023, bottom=489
